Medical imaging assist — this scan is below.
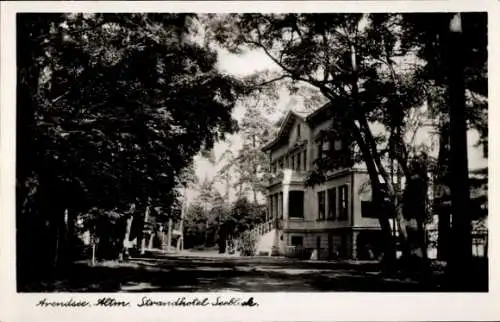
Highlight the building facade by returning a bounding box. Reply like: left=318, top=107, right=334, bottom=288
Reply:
left=262, top=106, right=384, bottom=260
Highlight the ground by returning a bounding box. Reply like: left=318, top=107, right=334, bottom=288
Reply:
left=18, top=250, right=487, bottom=292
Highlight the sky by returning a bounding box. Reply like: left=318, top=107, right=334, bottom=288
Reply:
left=186, top=48, right=284, bottom=202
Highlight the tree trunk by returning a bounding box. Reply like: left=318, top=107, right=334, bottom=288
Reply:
left=140, top=205, right=150, bottom=255
left=122, top=214, right=134, bottom=260
left=349, top=43, right=399, bottom=268
left=225, top=174, right=230, bottom=199
left=350, top=121, right=397, bottom=267
left=167, top=218, right=173, bottom=250
left=446, top=13, right=472, bottom=290
left=436, top=123, right=451, bottom=261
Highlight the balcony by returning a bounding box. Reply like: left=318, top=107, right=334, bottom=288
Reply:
left=266, top=168, right=308, bottom=187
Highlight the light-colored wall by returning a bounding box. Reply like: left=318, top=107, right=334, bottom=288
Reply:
left=270, top=117, right=310, bottom=162
left=288, top=118, right=310, bottom=149
left=282, top=171, right=356, bottom=233
left=283, top=231, right=352, bottom=257
left=351, top=172, right=380, bottom=228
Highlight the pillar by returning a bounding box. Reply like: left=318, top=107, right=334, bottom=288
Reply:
left=283, top=185, right=289, bottom=220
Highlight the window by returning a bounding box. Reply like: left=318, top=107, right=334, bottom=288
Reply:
left=361, top=201, right=378, bottom=218
left=289, top=191, right=304, bottom=218
left=338, top=185, right=348, bottom=220
left=269, top=196, right=274, bottom=219
left=272, top=194, right=276, bottom=219
left=291, top=155, right=295, bottom=170
left=317, top=139, right=330, bottom=158
left=279, top=192, right=283, bottom=219
left=317, top=142, right=323, bottom=159
left=297, top=152, right=301, bottom=170
left=303, top=150, right=307, bottom=171
left=297, top=124, right=301, bottom=138
left=291, top=236, right=303, bottom=247
left=323, top=140, right=330, bottom=152
left=318, top=191, right=326, bottom=220
left=327, top=188, right=337, bottom=220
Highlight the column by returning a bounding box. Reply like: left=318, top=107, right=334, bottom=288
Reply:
left=283, top=185, right=289, bottom=220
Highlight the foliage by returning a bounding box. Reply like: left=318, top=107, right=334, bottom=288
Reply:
left=17, top=13, right=242, bottom=273
left=239, top=232, right=258, bottom=256
left=216, top=98, right=278, bottom=202
left=183, top=184, right=266, bottom=249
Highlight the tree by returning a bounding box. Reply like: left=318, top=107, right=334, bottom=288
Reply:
left=216, top=97, right=278, bottom=204
left=400, top=13, right=487, bottom=287
left=238, top=99, right=277, bottom=203
left=16, top=13, right=242, bottom=282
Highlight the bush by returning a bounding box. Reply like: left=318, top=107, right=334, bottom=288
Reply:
left=239, top=232, right=258, bottom=256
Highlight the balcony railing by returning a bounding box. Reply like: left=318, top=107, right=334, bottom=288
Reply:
left=266, top=168, right=308, bottom=186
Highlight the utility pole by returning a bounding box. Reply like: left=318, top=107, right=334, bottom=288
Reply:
left=446, top=13, right=472, bottom=289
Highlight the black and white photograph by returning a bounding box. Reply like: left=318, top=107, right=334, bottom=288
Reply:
left=2, top=4, right=497, bottom=321
left=10, top=8, right=489, bottom=294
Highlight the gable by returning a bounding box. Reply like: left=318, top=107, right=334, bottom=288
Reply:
left=262, top=111, right=307, bottom=152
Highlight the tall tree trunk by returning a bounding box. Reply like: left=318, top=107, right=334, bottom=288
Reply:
left=446, top=13, right=472, bottom=290
left=140, top=205, right=150, bottom=255
left=167, top=218, right=173, bottom=250
left=122, top=214, right=134, bottom=260
left=350, top=121, right=397, bottom=266
left=225, top=174, right=230, bottom=199
left=349, top=42, right=399, bottom=267
left=436, top=123, right=451, bottom=261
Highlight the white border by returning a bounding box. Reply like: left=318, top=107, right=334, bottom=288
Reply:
left=1, top=1, right=498, bottom=321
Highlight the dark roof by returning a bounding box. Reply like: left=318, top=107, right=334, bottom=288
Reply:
left=261, top=102, right=331, bottom=152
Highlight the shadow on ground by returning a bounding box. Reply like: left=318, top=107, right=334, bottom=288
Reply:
left=18, top=254, right=487, bottom=292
